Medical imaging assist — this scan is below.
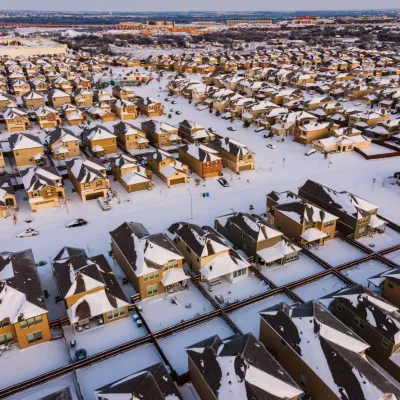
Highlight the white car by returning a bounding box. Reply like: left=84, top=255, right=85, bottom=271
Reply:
left=305, top=149, right=317, bottom=156
left=267, top=144, right=277, bottom=150
left=17, top=228, right=39, bottom=238
left=227, top=126, right=236, bottom=131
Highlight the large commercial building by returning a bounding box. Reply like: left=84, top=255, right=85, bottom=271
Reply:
left=0, top=38, right=68, bottom=57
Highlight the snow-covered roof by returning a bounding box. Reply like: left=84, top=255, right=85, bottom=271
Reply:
left=180, top=143, right=221, bottom=163
left=9, top=133, right=42, bottom=151
left=20, top=166, right=62, bottom=193
left=83, top=125, right=116, bottom=142
left=301, top=227, right=329, bottom=243
left=161, top=267, right=189, bottom=286
left=66, top=158, right=107, bottom=183
left=257, top=239, right=301, bottom=264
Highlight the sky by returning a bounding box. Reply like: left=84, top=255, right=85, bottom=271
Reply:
left=1, top=0, right=399, bottom=12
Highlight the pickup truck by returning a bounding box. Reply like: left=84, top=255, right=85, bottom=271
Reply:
left=98, top=197, right=111, bottom=211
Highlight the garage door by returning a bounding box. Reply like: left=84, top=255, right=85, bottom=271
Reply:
left=34, top=200, right=56, bottom=211
left=170, top=177, right=186, bottom=186
left=239, top=164, right=252, bottom=172
left=85, top=192, right=104, bottom=201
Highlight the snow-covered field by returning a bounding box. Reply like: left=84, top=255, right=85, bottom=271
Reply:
left=261, top=253, right=325, bottom=286
left=63, top=315, right=147, bottom=358
left=361, top=143, right=398, bottom=156
left=341, top=259, right=391, bottom=288
left=384, top=250, right=400, bottom=266
left=356, top=228, right=400, bottom=251
left=292, top=274, right=348, bottom=301
left=76, top=344, right=162, bottom=400
left=137, top=282, right=215, bottom=332
left=157, top=318, right=234, bottom=375
left=228, top=293, right=296, bottom=338
left=0, top=339, right=70, bottom=388
left=309, top=238, right=367, bottom=267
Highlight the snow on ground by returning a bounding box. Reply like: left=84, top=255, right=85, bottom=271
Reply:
left=7, top=373, right=79, bottom=400
left=158, top=318, right=234, bottom=375
left=0, top=339, right=70, bottom=388
left=77, top=344, right=162, bottom=400
left=361, top=143, right=398, bottom=156
left=228, top=293, right=296, bottom=338
left=63, top=314, right=147, bottom=358
left=341, top=259, right=391, bottom=288
left=137, top=282, right=215, bottom=332
left=356, top=227, right=400, bottom=251
left=309, top=238, right=367, bottom=267
left=260, top=253, right=325, bottom=286
left=293, top=274, right=348, bottom=302
left=384, top=250, right=400, bottom=266
left=201, top=274, right=270, bottom=307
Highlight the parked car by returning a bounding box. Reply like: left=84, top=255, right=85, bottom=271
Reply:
left=255, top=127, right=266, bottom=133
left=227, top=126, right=236, bottom=131
left=218, top=178, right=229, bottom=187
left=98, top=197, right=111, bottom=211
left=164, top=98, right=170, bottom=102
left=17, top=228, right=39, bottom=238
left=208, top=127, right=217, bottom=133
left=74, top=348, right=87, bottom=362
left=171, top=101, right=177, bottom=105
left=66, top=219, right=88, bottom=228
left=175, top=111, right=182, bottom=115
left=267, top=144, right=276, bottom=149
left=305, top=148, right=317, bottom=156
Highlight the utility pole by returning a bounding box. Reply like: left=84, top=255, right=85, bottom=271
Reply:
left=188, top=188, right=193, bottom=220
left=372, top=178, right=376, bottom=191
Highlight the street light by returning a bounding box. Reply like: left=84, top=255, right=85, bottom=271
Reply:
left=188, top=188, right=193, bottom=220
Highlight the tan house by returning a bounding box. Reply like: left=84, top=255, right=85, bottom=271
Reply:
left=294, top=122, right=339, bottom=145
left=147, top=149, right=188, bottom=187
left=9, top=133, right=44, bottom=167
left=61, top=103, right=86, bottom=126
left=208, top=137, right=254, bottom=173
left=47, top=127, right=80, bottom=160
left=4, top=108, right=30, bottom=133
left=112, top=85, right=135, bottom=101
left=178, top=120, right=215, bottom=143
left=110, top=154, right=152, bottom=193
left=86, top=106, right=116, bottom=123
left=82, top=125, right=117, bottom=155
left=113, top=121, right=149, bottom=151
left=368, top=268, right=400, bottom=310
left=21, top=90, right=45, bottom=109
left=111, top=99, right=137, bottom=121
left=0, top=92, right=16, bottom=110
left=48, top=89, right=71, bottom=109
left=66, top=158, right=110, bottom=202
left=136, top=96, right=163, bottom=117
left=0, top=250, right=52, bottom=350
left=72, top=88, right=93, bottom=108
left=52, top=247, right=129, bottom=332
left=179, top=143, right=222, bottom=179
left=313, top=134, right=371, bottom=153
left=0, top=175, right=17, bottom=218
left=141, top=120, right=181, bottom=148
left=21, top=166, right=65, bottom=212
left=110, top=222, right=188, bottom=300
left=10, top=79, right=30, bottom=96
left=35, top=106, right=61, bottom=129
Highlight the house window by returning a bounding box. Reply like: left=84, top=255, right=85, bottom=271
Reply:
left=0, top=332, right=13, bottom=345
left=0, top=318, right=10, bottom=328
left=20, top=315, right=42, bottom=329
left=336, top=303, right=343, bottom=312
left=353, top=316, right=365, bottom=329
left=206, top=162, right=210, bottom=167
left=186, top=245, right=192, bottom=254
left=46, top=189, right=52, bottom=196
left=300, top=375, right=307, bottom=389
left=107, top=307, right=126, bottom=320
left=164, top=260, right=178, bottom=271
left=96, top=181, right=102, bottom=187
left=382, top=338, right=390, bottom=349
left=84, top=183, right=90, bottom=189
left=324, top=221, right=334, bottom=228
left=26, top=331, right=43, bottom=344
left=233, top=268, right=247, bottom=278
left=147, top=284, right=158, bottom=296
left=33, top=191, right=39, bottom=197
left=144, top=271, right=160, bottom=282
left=280, top=338, right=287, bottom=347
left=214, top=160, right=219, bottom=165
left=388, top=280, right=394, bottom=289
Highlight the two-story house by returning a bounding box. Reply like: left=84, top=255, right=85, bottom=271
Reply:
left=141, top=120, right=181, bottom=148
left=136, top=97, right=163, bottom=117
left=21, top=90, right=45, bottom=109
left=72, top=88, right=93, bottom=108
left=110, top=222, right=188, bottom=299
left=34, top=106, right=61, bottom=129
left=0, top=175, right=16, bottom=217
left=66, top=158, right=110, bottom=202
left=112, top=85, right=135, bottom=101
left=178, top=120, right=215, bottom=143
left=112, top=99, right=137, bottom=120
left=368, top=268, right=400, bottom=309
left=47, top=89, right=71, bottom=109
left=3, top=108, right=30, bottom=133
left=9, top=133, right=44, bottom=167
left=113, top=121, right=149, bottom=151
left=47, top=127, right=80, bottom=160
left=0, top=250, right=51, bottom=350
left=82, top=125, right=117, bottom=155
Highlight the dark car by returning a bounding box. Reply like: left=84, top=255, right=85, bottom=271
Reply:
left=74, top=348, right=87, bottom=362
left=171, top=101, right=177, bottom=105
left=218, top=178, right=229, bottom=187
left=66, top=219, right=88, bottom=228
left=175, top=111, right=182, bottom=115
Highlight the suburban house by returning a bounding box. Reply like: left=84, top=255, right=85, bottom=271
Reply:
left=136, top=97, right=163, bottom=117
left=0, top=250, right=51, bottom=350
left=141, top=120, right=182, bottom=148
left=112, top=85, right=136, bottom=101
left=20, top=166, right=65, bottom=212
left=61, top=103, right=86, bottom=126
left=110, top=222, right=188, bottom=299
left=215, top=212, right=300, bottom=265
left=266, top=190, right=338, bottom=246
left=169, top=222, right=250, bottom=288
left=325, top=285, right=400, bottom=381
left=0, top=175, right=16, bottom=217
left=9, top=133, right=44, bottom=167
left=312, top=134, right=371, bottom=153
left=147, top=149, right=188, bottom=187
left=22, top=90, right=45, bottom=109
left=72, top=88, right=93, bottom=108
left=110, top=154, right=152, bottom=193
left=298, top=180, right=386, bottom=239
left=34, top=106, right=61, bottom=129
left=259, top=300, right=400, bottom=400
left=94, top=363, right=183, bottom=400
left=86, top=105, right=116, bottom=123
left=186, top=333, right=303, bottom=400
left=47, top=127, right=80, bottom=160
left=111, top=99, right=137, bottom=120
left=66, top=158, right=110, bottom=202
left=3, top=108, right=30, bottom=133
left=113, top=121, right=149, bottom=150
left=52, top=247, right=129, bottom=332
left=179, top=144, right=222, bottom=179
left=82, top=125, right=117, bottom=156
left=47, top=89, right=71, bottom=109
left=208, top=137, right=254, bottom=173
left=294, top=122, right=339, bottom=145
left=178, top=120, right=215, bottom=143
left=368, top=268, right=400, bottom=309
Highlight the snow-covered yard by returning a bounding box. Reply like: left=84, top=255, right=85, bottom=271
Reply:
left=158, top=318, right=234, bottom=375
left=360, top=143, right=398, bottom=156
left=63, top=314, right=147, bottom=358
left=137, top=282, right=214, bottom=332
left=341, top=259, right=391, bottom=288
left=7, top=373, right=79, bottom=400
left=292, top=274, right=348, bottom=302
left=76, top=344, right=163, bottom=400
left=201, top=273, right=270, bottom=307
left=228, top=293, right=296, bottom=338
left=383, top=250, right=400, bottom=266
left=260, top=253, right=325, bottom=286
left=309, top=238, right=367, bottom=267
left=356, top=227, right=400, bottom=251
left=0, top=339, right=70, bottom=388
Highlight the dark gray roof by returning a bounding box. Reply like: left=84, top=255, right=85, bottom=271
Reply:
left=46, top=127, right=77, bottom=146
left=0, top=175, right=15, bottom=207
left=8, top=133, right=42, bottom=150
